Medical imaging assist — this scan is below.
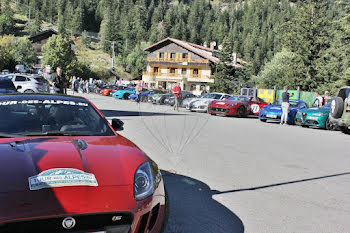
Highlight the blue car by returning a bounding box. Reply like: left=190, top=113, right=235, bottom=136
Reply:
left=112, top=88, right=136, bottom=99
left=259, top=99, right=308, bottom=124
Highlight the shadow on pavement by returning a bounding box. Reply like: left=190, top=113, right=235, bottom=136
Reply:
left=162, top=170, right=244, bottom=233
left=100, top=110, right=185, bottom=117
left=212, top=172, right=350, bottom=195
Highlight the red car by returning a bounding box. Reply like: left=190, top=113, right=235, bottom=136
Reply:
left=100, top=86, right=124, bottom=96
left=208, top=96, right=268, bottom=117
left=0, top=94, right=167, bottom=233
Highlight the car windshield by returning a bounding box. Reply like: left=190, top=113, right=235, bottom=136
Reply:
left=34, top=77, right=48, bottom=83
left=273, top=100, right=299, bottom=107
left=227, top=96, right=250, bottom=102
left=0, top=98, right=115, bottom=137
left=0, top=78, right=16, bottom=89
left=201, top=93, right=222, bottom=99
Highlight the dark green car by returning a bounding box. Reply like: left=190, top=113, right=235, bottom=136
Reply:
left=295, top=104, right=332, bottom=129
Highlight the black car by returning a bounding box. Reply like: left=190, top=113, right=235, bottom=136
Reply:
left=165, top=92, right=196, bottom=106
left=152, top=93, right=173, bottom=105
left=0, top=77, right=17, bottom=94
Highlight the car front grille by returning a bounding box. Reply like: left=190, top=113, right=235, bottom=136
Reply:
left=0, top=212, right=133, bottom=233
left=210, top=108, right=229, bottom=113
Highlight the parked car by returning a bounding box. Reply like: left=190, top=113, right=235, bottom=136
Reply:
left=329, top=86, right=350, bottom=134
left=4, top=74, right=49, bottom=93
left=164, top=91, right=195, bottom=106
left=152, top=93, right=173, bottom=105
left=185, top=93, right=231, bottom=112
left=295, top=103, right=333, bottom=129
left=259, top=99, right=307, bottom=124
left=112, top=87, right=136, bottom=99
left=100, top=86, right=124, bottom=96
left=140, top=90, right=166, bottom=102
left=148, top=92, right=168, bottom=103
left=0, top=93, right=168, bottom=233
left=0, top=76, right=17, bottom=93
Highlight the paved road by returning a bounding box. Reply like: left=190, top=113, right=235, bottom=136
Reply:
left=81, top=93, right=350, bottom=233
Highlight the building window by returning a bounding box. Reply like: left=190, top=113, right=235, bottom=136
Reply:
left=182, top=53, right=188, bottom=59
left=181, top=68, right=187, bottom=75
left=170, top=68, right=176, bottom=74
left=193, top=69, right=199, bottom=77
left=190, top=84, right=196, bottom=91
left=153, top=67, right=159, bottom=73
left=170, top=53, right=176, bottom=59
left=159, top=52, right=164, bottom=58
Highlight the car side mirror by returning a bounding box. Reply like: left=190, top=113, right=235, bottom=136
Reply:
left=112, top=119, right=124, bottom=131
left=16, top=85, right=22, bottom=91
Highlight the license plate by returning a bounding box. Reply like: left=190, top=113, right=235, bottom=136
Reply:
left=266, top=114, right=277, bottom=118
left=308, top=116, right=318, bottom=120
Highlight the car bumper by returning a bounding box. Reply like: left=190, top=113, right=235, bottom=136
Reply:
left=295, top=115, right=327, bottom=128
left=0, top=180, right=166, bottom=233
left=186, top=104, right=208, bottom=112
left=208, top=106, right=238, bottom=115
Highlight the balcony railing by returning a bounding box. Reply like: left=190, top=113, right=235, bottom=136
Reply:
left=142, top=72, right=213, bottom=80
left=147, top=57, right=209, bottom=64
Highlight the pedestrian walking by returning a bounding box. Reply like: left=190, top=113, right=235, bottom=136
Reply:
left=136, top=82, right=142, bottom=103
left=281, top=86, right=294, bottom=125
left=49, top=67, right=67, bottom=94
left=173, top=83, right=181, bottom=112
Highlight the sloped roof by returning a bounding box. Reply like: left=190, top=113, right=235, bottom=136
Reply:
left=28, top=29, right=58, bottom=43
left=144, top=37, right=220, bottom=64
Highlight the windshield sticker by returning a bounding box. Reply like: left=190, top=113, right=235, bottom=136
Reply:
left=0, top=100, right=88, bottom=106
left=28, top=168, right=98, bottom=191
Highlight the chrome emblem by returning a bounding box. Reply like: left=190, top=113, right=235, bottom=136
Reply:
left=62, top=217, right=76, bottom=229
left=112, top=216, right=122, bottom=222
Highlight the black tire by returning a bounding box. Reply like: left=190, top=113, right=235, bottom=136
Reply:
left=325, top=118, right=332, bottom=130
left=260, top=119, right=267, bottom=122
left=301, top=125, right=309, bottom=128
left=210, top=113, right=216, bottom=116
left=24, top=89, right=35, bottom=93
left=123, top=93, right=130, bottom=100
left=160, top=186, right=170, bottom=233
left=330, top=97, right=344, bottom=119
left=341, top=126, right=350, bottom=134
left=237, top=106, right=245, bottom=117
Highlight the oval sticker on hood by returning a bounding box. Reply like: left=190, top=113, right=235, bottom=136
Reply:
left=28, top=168, right=98, bottom=191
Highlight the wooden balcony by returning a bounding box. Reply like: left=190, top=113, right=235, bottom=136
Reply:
left=142, top=72, right=214, bottom=83
left=147, top=57, right=209, bottom=64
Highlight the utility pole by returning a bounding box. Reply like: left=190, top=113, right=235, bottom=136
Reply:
left=111, top=42, right=115, bottom=69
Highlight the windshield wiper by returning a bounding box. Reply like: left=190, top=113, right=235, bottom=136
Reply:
left=25, top=131, right=93, bottom=137
left=0, top=133, right=24, bottom=138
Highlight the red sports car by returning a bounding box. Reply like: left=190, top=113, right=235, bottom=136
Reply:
left=208, top=95, right=268, bottom=117
left=0, top=94, right=167, bottom=233
left=100, top=86, right=124, bottom=96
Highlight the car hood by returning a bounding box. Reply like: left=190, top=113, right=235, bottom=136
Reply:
left=298, top=107, right=330, bottom=114
left=189, top=98, right=213, bottom=104
left=211, top=100, right=241, bottom=107
left=0, top=136, right=147, bottom=193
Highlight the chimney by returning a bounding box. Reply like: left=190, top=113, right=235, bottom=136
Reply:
left=210, top=42, right=214, bottom=50
left=232, top=53, right=237, bottom=64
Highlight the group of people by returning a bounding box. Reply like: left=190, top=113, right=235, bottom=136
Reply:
left=281, top=86, right=331, bottom=125
left=71, top=76, right=90, bottom=94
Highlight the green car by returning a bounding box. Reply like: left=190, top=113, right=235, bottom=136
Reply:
left=295, top=104, right=332, bottom=129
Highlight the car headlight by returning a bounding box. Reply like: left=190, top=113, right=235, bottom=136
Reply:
left=134, top=162, right=154, bottom=201
left=313, top=113, right=327, bottom=116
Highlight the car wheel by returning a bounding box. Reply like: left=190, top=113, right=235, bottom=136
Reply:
left=237, top=106, right=245, bottom=117
left=24, top=89, right=35, bottom=93
left=210, top=113, right=215, bottom=116
left=160, top=186, right=170, bottom=233
left=260, top=119, right=267, bottom=122
left=123, top=93, right=130, bottom=100
left=340, top=126, right=350, bottom=134
left=330, top=97, right=344, bottom=119
left=325, top=118, right=332, bottom=130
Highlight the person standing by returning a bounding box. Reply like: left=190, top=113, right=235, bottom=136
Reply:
left=173, top=82, right=181, bottom=112
left=315, top=92, right=324, bottom=107
left=86, top=80, right=90, bottom=94
left=136, top=82, right=142, bottom=103
left=324, top=91, right=331, bottom=104
left=73, top=77, right=80, bottom=94
left=281, top=86, right=294, bottom=125
left=49, top=67, right=66, bottom=94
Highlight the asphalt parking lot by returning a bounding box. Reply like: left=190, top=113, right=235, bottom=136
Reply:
left=80, top=93, right=350, bottom=233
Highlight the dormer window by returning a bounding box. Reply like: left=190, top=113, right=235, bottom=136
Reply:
left=170, top=53, right=176, bottom=59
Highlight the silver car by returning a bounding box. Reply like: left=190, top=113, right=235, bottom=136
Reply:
left=5, top=74, right=49, bottom=93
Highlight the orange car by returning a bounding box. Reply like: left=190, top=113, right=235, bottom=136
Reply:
left=100, top=86, right=124, bottom=96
